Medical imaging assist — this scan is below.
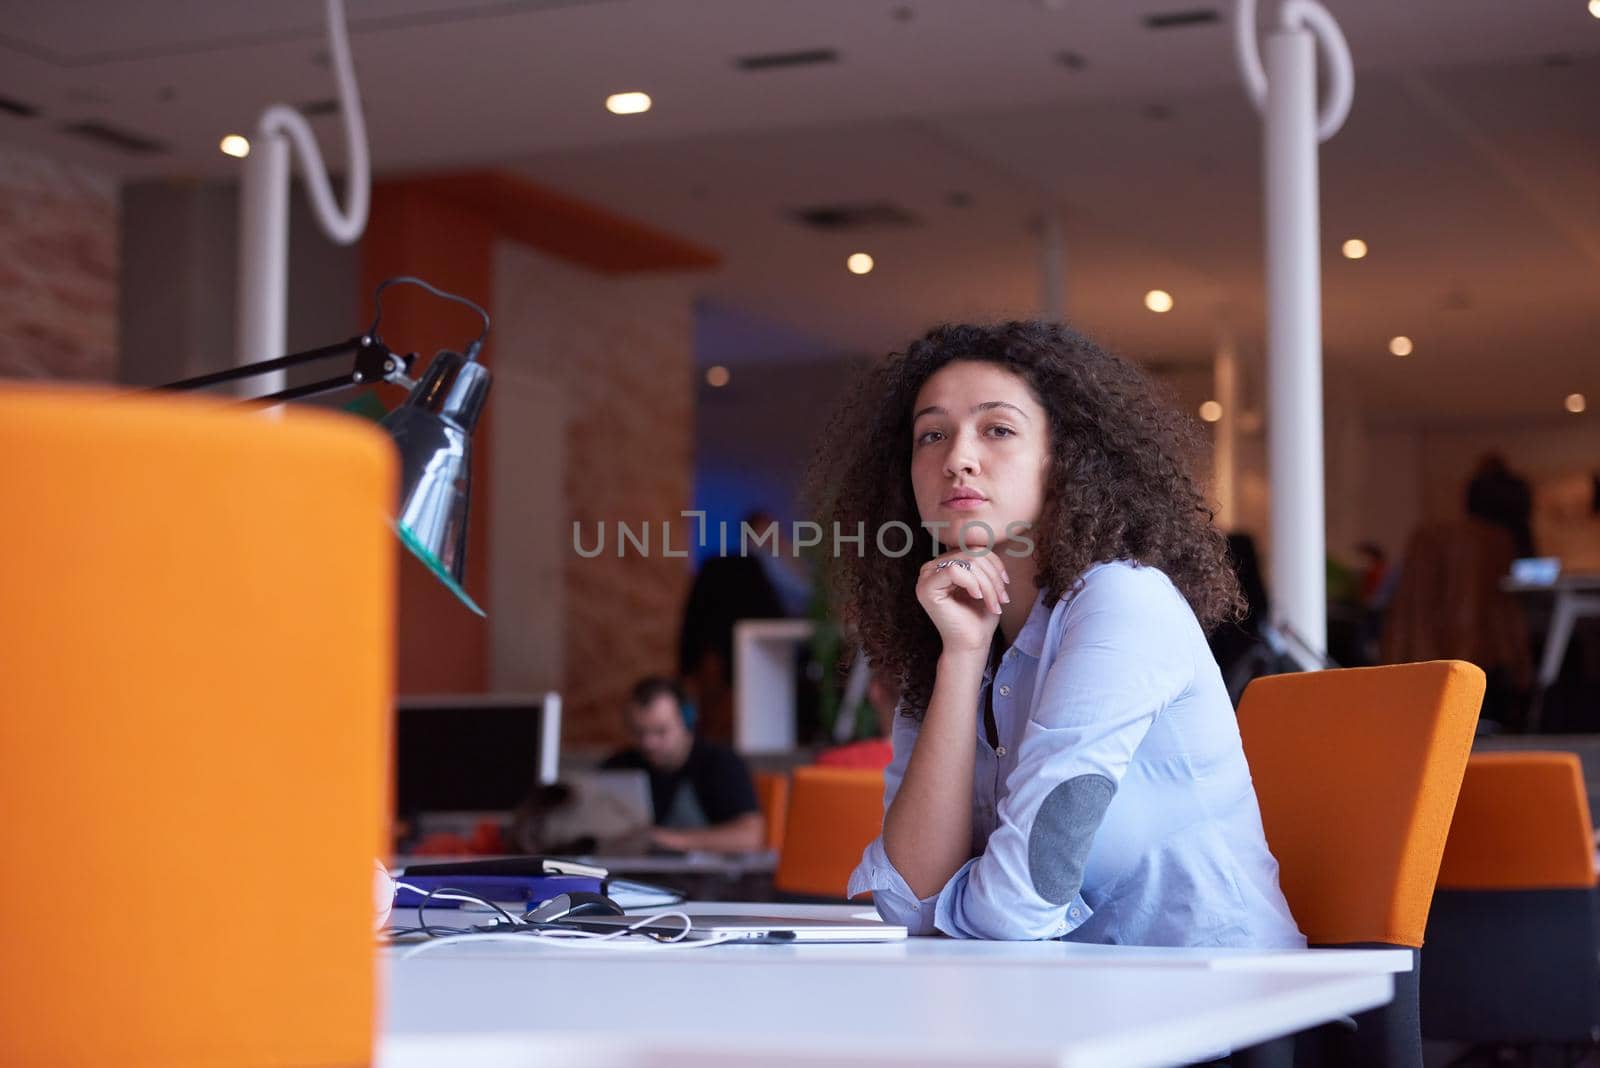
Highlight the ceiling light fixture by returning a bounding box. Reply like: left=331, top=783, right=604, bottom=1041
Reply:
left=1144, top=289, right=1174, bottom=313
left=847, top=253, right=875, bottom=275
left=605, top=92, right=652, bottom=115
left=706, top=366, right=731, bottom=388
left=1566, top=392, right=1587, bottom=413
left=1199, top=400, right=1223, bottom=423
left=1341, top=238, right=1367, bottom=259
left=219, top=134, right=250, bottom=158
left=1389, top=336, right=1414, bottom=357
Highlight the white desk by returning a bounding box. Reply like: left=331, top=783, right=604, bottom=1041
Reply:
left=379, top=902, right=1408, bottom=1067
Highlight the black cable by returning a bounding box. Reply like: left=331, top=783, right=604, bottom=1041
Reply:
left=417, top=885, right=518, bottom=937
left=368, top=275, right=491, bottom=362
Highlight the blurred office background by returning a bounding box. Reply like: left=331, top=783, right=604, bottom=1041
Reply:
left=1, top=0, right=1596, bottom=748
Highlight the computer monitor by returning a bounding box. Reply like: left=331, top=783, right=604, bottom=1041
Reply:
left=394, top=692, right=561, bottom=817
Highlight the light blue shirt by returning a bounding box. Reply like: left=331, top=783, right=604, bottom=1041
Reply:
left=848, top=560, right=1305, bottom=947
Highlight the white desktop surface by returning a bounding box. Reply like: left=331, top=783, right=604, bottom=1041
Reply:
left=379, top=902, right=1406, bottom=1068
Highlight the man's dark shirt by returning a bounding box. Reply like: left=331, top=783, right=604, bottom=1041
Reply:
left=601, top=738, right=759, bottom=829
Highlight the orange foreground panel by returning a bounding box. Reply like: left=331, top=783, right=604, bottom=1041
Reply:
left=0, top=385, right=395, bottom=1066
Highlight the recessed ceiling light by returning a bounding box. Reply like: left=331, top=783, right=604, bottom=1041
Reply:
left=1590, top=0, right=1600, bottom=19
left=1198, top=400, right=1223, bottom=423
left=847, top=252, right=875, bottom=275
left=1341, top=238, right=1367, bottom=259
left=219, top=134, right=250, bottom=158
left=1566, top=392, right=1587, bottom=413
left=605, top=92, right=652, bottom=115
left=1144, top=289, right=1173, bottom=313
left=1389, top=336, right=1414, bottom=357
left=706, top=366, right=731, bottom=388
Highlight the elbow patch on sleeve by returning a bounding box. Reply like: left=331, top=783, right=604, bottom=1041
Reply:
left=1028, top=774, right=1115, bottom=904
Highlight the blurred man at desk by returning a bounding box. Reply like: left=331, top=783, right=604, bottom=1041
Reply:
left=601, top=677, right=765, bottom=853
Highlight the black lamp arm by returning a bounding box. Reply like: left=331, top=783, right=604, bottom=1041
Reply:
left=158, top=334, right=417, bottom=403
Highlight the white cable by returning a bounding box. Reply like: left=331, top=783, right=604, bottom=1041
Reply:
left=1234, top=0, right=1354, bottom=142
left=1281, top=0, right=1353, bottom=140
left=392, top=881, right=510, bottom=911
left=257, top=0, right=369, bottom=245
left=1234, top=0, right=1268, bottom=110
left=395, top=912, right=743, bottom=960
left=396, top=931, right=743, bottom=959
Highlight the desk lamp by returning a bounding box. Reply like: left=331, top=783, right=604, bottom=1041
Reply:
left=163, top=275, right=491, bottom=615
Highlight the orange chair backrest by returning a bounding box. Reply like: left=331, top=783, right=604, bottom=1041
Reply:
left=773, top=766, right=885, bottom=898
left=753, top=770, right=790, bottom=852
left=1237, top=660, right=1484, bottom=947
left=0, top=386, right=395, bottom=1066
left=1436, top=751, right=1598, bottom=890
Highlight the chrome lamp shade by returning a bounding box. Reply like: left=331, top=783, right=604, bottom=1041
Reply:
left=381, top=350, right=492, bottom=617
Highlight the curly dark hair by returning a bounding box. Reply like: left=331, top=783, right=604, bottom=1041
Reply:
left=805, top=320, right=1242, bottom=715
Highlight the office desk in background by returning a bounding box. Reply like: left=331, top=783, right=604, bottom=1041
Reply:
left=582, top=850, right=778, bottom=902
left=1503, top=573, right=1600, bottom=731
left=380, top=902, right=1409, bottom=1068
left=394, top=851, right=781, bottom=903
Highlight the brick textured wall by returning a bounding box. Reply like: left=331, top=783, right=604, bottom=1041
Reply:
left=492, top=241, right=695, bottom=752
left=0, top=146, right=118, bottom=381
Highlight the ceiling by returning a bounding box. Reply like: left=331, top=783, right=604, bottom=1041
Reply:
left=2, top=0, right=1596, bottom=420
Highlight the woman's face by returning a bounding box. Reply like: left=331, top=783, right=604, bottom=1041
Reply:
left=909, top=360, right=1051, bottom=552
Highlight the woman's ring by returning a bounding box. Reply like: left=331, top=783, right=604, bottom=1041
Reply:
left=935, top=558, right=972, bottom=571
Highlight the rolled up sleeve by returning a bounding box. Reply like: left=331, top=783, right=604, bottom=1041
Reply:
left=848, top=834, right=942, bottom=934
left=934, top=566, right=1195, bottom=940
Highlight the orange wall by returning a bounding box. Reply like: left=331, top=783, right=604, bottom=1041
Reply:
left=362, top=183, right=496, bottom=695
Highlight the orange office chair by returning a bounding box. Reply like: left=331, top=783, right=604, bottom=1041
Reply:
left=752, top=770, right=790, bottom=853
left=772, top=766, right=884, bottom=899
left=0, top=385, right=396, bottom=1066
left=1236, top=660, right=1485, bottom=1067
left=1421, top=752, right=1600, bottom=1051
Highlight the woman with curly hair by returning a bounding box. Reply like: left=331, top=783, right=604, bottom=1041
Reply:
left=810, top=320, right=1302, bottom=946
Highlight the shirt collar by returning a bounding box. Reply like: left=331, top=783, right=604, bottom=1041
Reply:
left=1010, top=589, right=1051, bottom=660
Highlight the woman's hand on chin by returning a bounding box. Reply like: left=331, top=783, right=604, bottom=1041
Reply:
left=916, top=549, right=1010, bottom=655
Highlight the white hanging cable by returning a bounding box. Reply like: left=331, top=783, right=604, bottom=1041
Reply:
left=257, top=0, right=369, bottom=245
left=1234, top=0, right=1354, bottom=142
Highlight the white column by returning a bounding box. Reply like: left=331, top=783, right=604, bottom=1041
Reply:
left=235, top=131, right=290, bottom=398
left=1039, top=210, right=1066, bottom=322
left=1212, top=332, right=1239, bottom=531
left=232, top=0, right=369, bottom=400
left=1262, top=24, right=1327, bottom=659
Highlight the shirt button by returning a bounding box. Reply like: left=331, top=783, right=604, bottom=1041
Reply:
left=998, top=685, right=1011, bottom=697
left=995, top=745, right=1007, bottom=757
left=1068, top=907, right=1082, bottom=920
